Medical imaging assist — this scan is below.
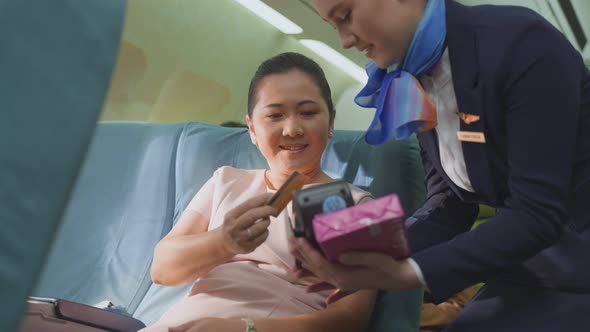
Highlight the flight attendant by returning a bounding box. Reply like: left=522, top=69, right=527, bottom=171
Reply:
left=292, top=1, right=590, bottom=330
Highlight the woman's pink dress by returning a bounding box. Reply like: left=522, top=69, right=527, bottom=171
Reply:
left=143, top=167, right=371, bottom=331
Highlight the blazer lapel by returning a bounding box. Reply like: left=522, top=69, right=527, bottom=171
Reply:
left=446, top=0, right=496, bottom=203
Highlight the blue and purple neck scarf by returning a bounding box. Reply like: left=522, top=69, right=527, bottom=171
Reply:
left=355, top=0, right=446, bottom=145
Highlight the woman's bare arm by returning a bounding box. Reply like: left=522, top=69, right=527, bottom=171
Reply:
left=151, top=193, right=276, bottom=286
left=150, top=210, right=232, bottom=286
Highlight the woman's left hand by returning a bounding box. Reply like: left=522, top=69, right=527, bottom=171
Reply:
left=168, top=317, right=242, bottom=332
left=289, top=236, right=421, bottom=303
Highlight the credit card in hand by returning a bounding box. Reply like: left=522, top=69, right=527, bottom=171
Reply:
left=267, top=171, right=306, bottom=214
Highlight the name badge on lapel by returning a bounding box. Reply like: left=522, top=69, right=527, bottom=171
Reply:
left=457, top=131, right=486, bottom=143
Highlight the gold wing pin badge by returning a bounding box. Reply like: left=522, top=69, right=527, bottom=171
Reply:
left=457, top=112, right=480, bottom=125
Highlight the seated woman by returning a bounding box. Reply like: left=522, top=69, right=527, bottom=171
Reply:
left=142, top=52, right=377, bottom=332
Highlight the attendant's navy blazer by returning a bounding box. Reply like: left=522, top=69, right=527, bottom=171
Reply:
left=406, top=1, right=590, bottom=330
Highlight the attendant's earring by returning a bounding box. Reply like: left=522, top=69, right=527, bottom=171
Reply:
left=328, top=130, right=334, bottom=138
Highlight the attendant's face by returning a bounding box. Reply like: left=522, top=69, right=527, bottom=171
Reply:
left=311, top=0, right=425, bottom=69
left=246, top=70, right=333, bottom=176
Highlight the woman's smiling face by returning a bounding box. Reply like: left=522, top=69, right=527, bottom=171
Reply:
left=246, top=69, right=333, bottom=176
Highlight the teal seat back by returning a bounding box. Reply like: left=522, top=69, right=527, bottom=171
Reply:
left=0, top=1, right=126, bottom=330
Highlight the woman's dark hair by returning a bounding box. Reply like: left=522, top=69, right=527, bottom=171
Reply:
left=247, top=52, right=334, bottom=121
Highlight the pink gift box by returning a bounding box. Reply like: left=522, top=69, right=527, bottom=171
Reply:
left=312, top=193, right=410, bottom=261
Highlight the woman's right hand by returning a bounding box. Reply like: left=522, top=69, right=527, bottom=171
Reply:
left=220, top=193, right=278, bottom=255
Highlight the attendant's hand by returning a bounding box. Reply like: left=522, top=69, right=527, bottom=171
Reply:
left=168, top=317, right=242, bottom=332
left=221, top=193, right=277, bottom=255
left=289, top=237, right=420, bottom=303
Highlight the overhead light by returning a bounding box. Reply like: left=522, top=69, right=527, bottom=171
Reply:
left=299, top=39, right=368, bottom=84
left=234, top=0, right=303, bottom=35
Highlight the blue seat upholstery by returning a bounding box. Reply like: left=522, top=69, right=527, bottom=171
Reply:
left=0, top=1, right=125, bottom=330
left=33, top=121, right=426, bottom=331
left=34, top=123, right=184, bottom=313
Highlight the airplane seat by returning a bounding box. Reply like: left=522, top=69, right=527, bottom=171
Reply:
left=0, top=1, right=126, bottom=331
left=32, top=121, right=426, bottom=332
